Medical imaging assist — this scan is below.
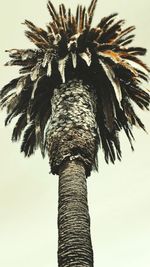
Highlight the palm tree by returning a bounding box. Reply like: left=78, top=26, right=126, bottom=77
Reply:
left=0, top=0, right=149, bottom=266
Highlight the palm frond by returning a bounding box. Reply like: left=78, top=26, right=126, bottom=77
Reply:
left=0, top=0, right=149, bottom=168
left=12, top=113, right=27, bottom=141
left=21, top=122, right=36, bottom=156
left=88, top=0, right=98, bottom=27
left=0, top=78, right=20, bottom=98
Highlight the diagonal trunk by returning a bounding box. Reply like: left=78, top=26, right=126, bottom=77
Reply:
left=46, top=79, right=99, bottom=266
left=58, top=159, right=93, bottom=267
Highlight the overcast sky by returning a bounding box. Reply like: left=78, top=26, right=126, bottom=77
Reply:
left=0, top=1, right=150, bottom=267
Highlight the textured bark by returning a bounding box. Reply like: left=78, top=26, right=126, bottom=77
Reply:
left=46, top=79, right=99, bottom=176
left=58, top=159, right=93, bottom=267
left=46, top=79, right=98, bottom=266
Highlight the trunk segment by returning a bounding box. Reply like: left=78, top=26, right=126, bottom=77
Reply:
left=58, top=159, right=93, bottom=267
left=46, top=79, right=99, bottom=176
left=46, top=79, right=98, bottom=266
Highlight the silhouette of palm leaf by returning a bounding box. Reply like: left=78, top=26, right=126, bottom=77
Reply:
left=0, top=0, right=149, bottom=164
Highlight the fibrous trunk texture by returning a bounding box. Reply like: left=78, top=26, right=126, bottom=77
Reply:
left=46, top=79, right=98, bottom=266
left=46, top=79, right=99, bottom=176
left=58, top=159, right=93, bottom=267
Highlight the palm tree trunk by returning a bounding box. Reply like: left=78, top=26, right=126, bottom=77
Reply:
left=58, top=159, right=93, bottom=267
left=46, top=79, right=99, bottom=266
left=46, top=79, right=99, bottom=176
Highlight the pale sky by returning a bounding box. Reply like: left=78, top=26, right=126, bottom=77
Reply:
left=0, top=1, right=150, bottom=267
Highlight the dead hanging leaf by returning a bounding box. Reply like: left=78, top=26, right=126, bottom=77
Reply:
left=47, top=61, right=52, bottom=77
left=99, top=59, right=122, bottom=107
left=71, top=52, right=77, bottom=68
left=16, top=76, right=27, bottom=96
left=79, top=49, right=92, bottom=66
left=44, top=52, right=53, bottom=77
left=58, top=55, right=68, bottom=83
left=30, top=62, right=41, bottom=81
left=31, top=75, right=44, bottom=99
left=42, top=53, right=48, bottom=68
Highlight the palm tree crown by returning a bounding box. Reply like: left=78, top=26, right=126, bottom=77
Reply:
left=0, top=0, right=149, bottom=169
